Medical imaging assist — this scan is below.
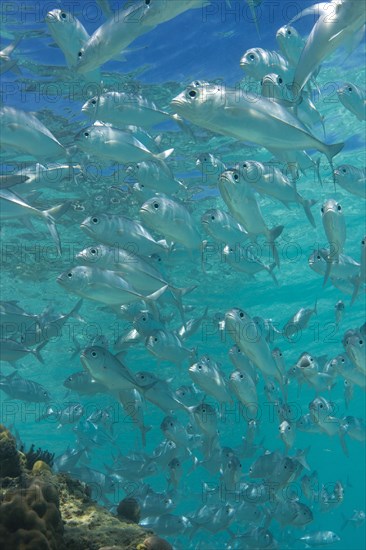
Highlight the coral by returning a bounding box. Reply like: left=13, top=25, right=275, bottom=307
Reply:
left=20, top=443, right=55, bottom=470
left=137, top=535, right=173, bottom=550
left=0, top=423, right=22, bottom=478
left=0, top=426, right=151, bottom=550
left=0, top=478, right=65, bottom=549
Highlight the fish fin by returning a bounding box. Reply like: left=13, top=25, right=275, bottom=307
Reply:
left=267, top=262, right=279, bottom=286
left=45, top=216, right=62, bottom=255
left=288, top=3, right=329, bottom=25
left=350, top=276, right=361, bottom=306
left=301, top=198, right=317, bottom=228
left=325, top=142, right=344, bottom=184
left=339, top=432, right=349, bottom=457
left=69, top=299, right=84, bottom=322
left=268, top=225, right=284, bottom=267
left=140, top=424, right=152, bottom=447
left=323, top=259, right=333, bottom=287
left=144, top=284, right=168, bottom=302
left=171, top=114, right=196, bottom=141
left=33, top=340, right=48, bottom=364
left=154, top=148, right=174, bottom=161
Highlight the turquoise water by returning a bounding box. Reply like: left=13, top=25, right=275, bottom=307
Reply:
left=0, top=1, right=365, bottom=549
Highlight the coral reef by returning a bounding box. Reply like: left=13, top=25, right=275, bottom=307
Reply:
left=0, top=423, right=22, bottom=478
left=0, top=424, right=160, bottom=550
left=20, top=442, right=55, bottom=470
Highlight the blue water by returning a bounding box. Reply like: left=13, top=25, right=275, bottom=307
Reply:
left=0, top=1, right=365, bottom=549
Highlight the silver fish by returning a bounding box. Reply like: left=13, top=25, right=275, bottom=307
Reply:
left=171, top=82, right=343, bottom=171
left=289, top=0, right=366, bottom=93
left=218, top=169, right=284, bottom=266
left=0, top=371, right=50, bottom=402
left=321, top=198, right=347, bottom=285
left=57, top=265, right=167, bottom=305
left=0, top=106, right=65, bottom=160
left=337, top=82, right=366, bottom=121
left=334, top=165, right=366, bottom=198
left=140, top=196, right=202, bottom=250
left=75, top=123, right=174, bottom=163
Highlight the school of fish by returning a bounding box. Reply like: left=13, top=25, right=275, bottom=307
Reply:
left=0, top=0, right=365, bottom=549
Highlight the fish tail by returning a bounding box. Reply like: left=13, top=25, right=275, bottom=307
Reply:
left=323, top=258, right=333, bottom=287
left=33, top=340, right=48, bottom=364
left=154, top=148, right=174, bottom=161
left=324, top=142, right=344, bottom=183
left=43, top=201, right=71, bottom=255
left=267, top=262, right=279, bottom=286
left=268, top=225, right=284, bottom=267
left=339, top=432, right=349, bottom=457
left=301, top=198, right=317, bottom=228
left=350, top=275, right=361, bottom=306
left=140, top=424, right=152, bottom=447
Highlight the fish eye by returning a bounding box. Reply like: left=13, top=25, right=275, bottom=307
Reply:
left=348, top=86, right=352, bottom=92
left=319, top=403, right=323, bottom=408
left=278, top=77, right=283, bottom=84
left=240, top=374, right=243, bottom=379
left=91, top=99, right=97, bottom=105
left=359, top=340, right=363, bottom=345
left=211, top=215, right=215, bottom=220
left=239, top=311, right=244, bottom=318
left=249, top=54, right=255, bottom=60
left=92, top=217, right=99, bottom=224
left=321, top=206, right=324, bottom=213
left=188, top=90, right=197, bottom=98
left=78, top=51, right=83, bottom=58
left=317, top=254, right=321, bottom=260
left=337, top=204, right=342, bottom=211
left=287, top=29, right=291, bottom=35
left=153, top=202, right=159, bottom=209
left=145, top=0, right=150, bottom=4
left=61, top=12, right=67, bottom=19
left=233, top=173, right=239, bottom=181
left=342, top=167, right=347, bottom=173
left=154, top=337, right=158, bottom=342
left=84, top=131, right=89, bottom=137
left=67, top=272, right=73, bottom=278
left=242, top=163, right=247, bottom=168
left=91, top=350, right=97, bottom=357
left=90, top=248, right=97, bottom=255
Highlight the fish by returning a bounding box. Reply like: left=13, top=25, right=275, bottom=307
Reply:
left=225, top=308, right=284, bottom=385
left=283, top=299, right=317, bottom=340
left=335, top=300, right=345, bottom=326
left=0, top=174, right=29, bottom=189
left=196, top=153, right=227, bottom=186
left=171, top=81, right=343, bottom=172
left=321, top=198, right=347, bottom=284
left=0, top=34, right=22, bottom=75
left=118, top=388, right=152, bottom=447
left=57, top=265, right=167, bottom=305
left=80, top=213, right=169, bottom=257
left=80, top=345, right=140, bottom=391
left=63, top=370, right=107, bottom=396
left=276, top=25, right=306, bottom=67
left=82, top=91, right=186, bottom=132
left=308, top=248, right=360, bottom=282
left=136, top=373, right=186, bottom=413
left=127, top=160, right=184, bottom=195
left=146, top=329, right=196, bottom=367
left=140, top=196, right=202, bottom=250
left=334, top=165, right=366, bottom=198
left=0, top=188, right=70, bottom=255
left=222, top=244, right=278, bottom=284
left=308, top=396, right=340, bottom=436
left=201, top=208, right=249, bottom=247
left=75, top=123, right=174, bottom=163
left=189, top=355, right=232, bottom=403
left=341, top=510, right=366, bottom=530
left=0, top=106, right=65, bottom=160
left=218, top=169, right=284, bottom=266
left=140, top=513, right=191, bottom=536
left=229, top=369, right=258, bottom=409
left=240, top=47, right=292, bottom=83
left=289, top=0, right=366, bottom=94
left=337, top=82, right=366, bottom=121
left=299, top=531, right=341, bottom=546
left=76, top=0, right=205, bottom=73
left=0, top=337, right=46, bottom=366
left=45, top=9, right=100, bottom=82
left=351, top=235, right=366, bottom=304
left=0, top=371, right=50, bottom=402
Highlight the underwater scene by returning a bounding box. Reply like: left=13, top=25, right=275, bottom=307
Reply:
left=0, top=1, right=365, bottom=549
